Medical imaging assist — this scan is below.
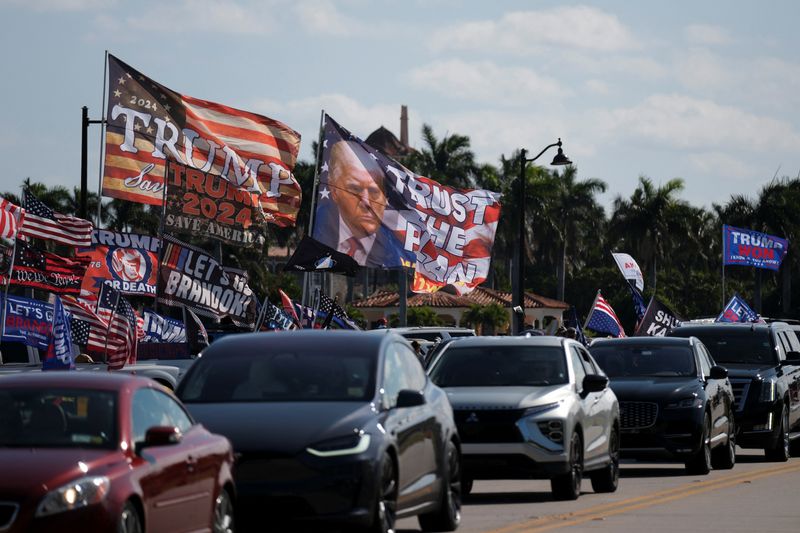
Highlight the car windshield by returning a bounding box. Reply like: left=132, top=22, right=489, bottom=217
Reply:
left=178, top=350, right=376, bottom=403
left=428, top=346, right=568, bottom=387
left=590, top=345, right=696, bottom=378
left=0, top=388, right=116, bottom=449
left=670, top=330, right=775, bottom=364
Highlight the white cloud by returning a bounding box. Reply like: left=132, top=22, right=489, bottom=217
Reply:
left=293, top=0, right=365, bottom=36
left=409, top=60, right=563, bottom=104
left=585, top=79, right=611, bottom=95
left=593, top=93, right=800, bottom=153
left=1, top=0, right=115, bottom=11
left=675, top=47, right=732, bottom=91
left=126, top=0, right=276, bottom=34
left=686, top=151, right=758, bottom=182
left=684, top=24, right=732, bottom=46
left=430, top=6, right=638, bottom=55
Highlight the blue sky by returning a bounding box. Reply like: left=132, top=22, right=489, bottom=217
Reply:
left=2, top=0, right=800, bottom=212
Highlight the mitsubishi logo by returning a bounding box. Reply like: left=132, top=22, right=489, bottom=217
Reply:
left=465, top=412, right=480, bottom=423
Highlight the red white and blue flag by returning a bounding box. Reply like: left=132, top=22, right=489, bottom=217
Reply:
left=0, top=198, right=24, bottom=240
left=585, top=291, right=626, bottom=338
left=19, top=190, right=93, bottom=247
left=42, top=296, right=76, bottom=371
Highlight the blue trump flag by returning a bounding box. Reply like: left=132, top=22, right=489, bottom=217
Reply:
left=625, top=281, right=647, bottom=321
left=42, top=296, right=75, bottom=370
left=723, top=225, right=788, bottom=271
left=716, top=294, right=761, bottom=323
left=1, top=294, right=53, bottom=350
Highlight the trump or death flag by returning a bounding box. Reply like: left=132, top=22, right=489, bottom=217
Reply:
left=77, top=230, right=159, bottom=297
left=101, top=54, right=302, bottom=227
left=312, top=115, right=501, bottom=294
left=723, top=225, right=788, bottom=271
left=158, top=234, right=257, bottom=328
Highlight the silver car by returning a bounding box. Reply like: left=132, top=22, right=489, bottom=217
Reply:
left=428, top=336, right=620, bottom=500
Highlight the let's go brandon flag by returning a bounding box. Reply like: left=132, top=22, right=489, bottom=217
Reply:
left=101, top=54, right=302, bottom=227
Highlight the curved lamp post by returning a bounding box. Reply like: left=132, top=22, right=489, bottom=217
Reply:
left=512, top=139, right=572, bottom=335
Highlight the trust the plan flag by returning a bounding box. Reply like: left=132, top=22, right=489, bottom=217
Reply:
left=312, top=115, right=501, bottom=294
left=634, top=297, right=683, bottom=337
left=102, top=54, right=302, bottom=227
left=723, top=225, right=788, bottom=271
left=716, top=294, right=762, bottom=323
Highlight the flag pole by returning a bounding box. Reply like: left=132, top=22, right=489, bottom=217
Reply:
left=302, top=110, right=326, bottom=306
left=583, top=290, right=601, bottom=331
left=94, top=50, right=109, bottom=227
left=154, top=170, right=169, bottom=315
left=102, top=289, right=121, bottom=365
left=0, top=237, right=18, bottom=364
left=721, top=226, right=726, bottom=309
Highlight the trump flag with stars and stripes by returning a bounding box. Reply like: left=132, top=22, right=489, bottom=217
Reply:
left=585, top=291, right=626, bottom=338
left=101, top=54, right=302, bottom=227
left=19, top=190, right=93, bottom=247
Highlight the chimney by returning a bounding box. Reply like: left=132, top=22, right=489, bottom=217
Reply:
left=400, top=105, right=409, bottom=147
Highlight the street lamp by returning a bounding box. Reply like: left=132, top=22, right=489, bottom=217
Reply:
left=512, top=138, right=572, bottom=335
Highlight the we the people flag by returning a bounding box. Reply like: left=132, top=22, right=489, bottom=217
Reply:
left=634, top=297, right=683, bottom=337
left=1, top=294, right=53, bottom=350
left=77, top=230, right=159, bottom=297
left=3, top=241, right=89, bottom=295
left=164, top=162, right=267, bottom=246
left=723, top=225, right=788, bottom=271
left=158, top=234, right=257, bottom=328
left=101, top=55, right=302, bottom=227
left=19, top=190, right=93, bottom=247
left=312, top=115, right=501, bottom=294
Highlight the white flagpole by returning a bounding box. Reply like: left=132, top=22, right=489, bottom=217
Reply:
left=95, top=50, right=109, bottom=227
left=302, top=109, right=326, bottom=306
left=583, top=290, right=602, bottom=332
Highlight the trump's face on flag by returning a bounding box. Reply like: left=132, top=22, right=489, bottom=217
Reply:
left=328, top=140, right=386, bottom=239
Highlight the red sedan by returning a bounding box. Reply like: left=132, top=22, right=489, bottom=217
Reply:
left=0, top=372, right=235, bottom=533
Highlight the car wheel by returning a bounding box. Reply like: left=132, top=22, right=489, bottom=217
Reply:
left=686, top=412, right=712, bottom=475
left=711, top=418, right=736, bottom=470
left=461, top=477, right=473, bottom=497
left=590, top=426, right=619, bottom=493
left=367, top=454, right=397, bottom=533
left=419, top=440, right=462, bottom=532
left=765, top=404, right=790, bottom=462
left=118, top=501, right=142, bottom=533
left=551, top=431, right=583, bottom=501
left=213, top=488, right=235, bottom=533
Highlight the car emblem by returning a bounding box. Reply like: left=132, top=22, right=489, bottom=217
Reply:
left=465, top=412, right=480, bottom=423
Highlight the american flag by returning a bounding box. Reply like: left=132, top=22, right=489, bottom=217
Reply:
left=585, top=291, right=626, bottom=338
left=97, top=285, right=139, bottom=369
left=19, top=190, right=93, bottom=247
left=0, top=198, right=24, bottom=239
left=102, top=54, right=302, bottom=227
left=61, top=295, right=109, bottom=355
left=318, top=293, right=357, bottom=330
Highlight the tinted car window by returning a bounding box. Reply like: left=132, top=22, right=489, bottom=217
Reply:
left=178, top=350, right=376, bottom=403
left=669, top=329, right=776, bottom=364
left=571, top=348, right=586, bottom=391
left=0, top=388, right=116, bottom=449
left=430, top=346, right=568, bottom=387
left=397, top=343, right=427, bottom=390
left=590, top=345, right=697, bottom=377
left=696, top=346, right=711, bottom=377
left=382, top=346, right=407, bottom=408
left=132, top=388, right=178, bottom=445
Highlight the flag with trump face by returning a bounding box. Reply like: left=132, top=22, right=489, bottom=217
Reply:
left=312, top=114, right=502, bottom=294
left=101, top=54, right=302, bottom=227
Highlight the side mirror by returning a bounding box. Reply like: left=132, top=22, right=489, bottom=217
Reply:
left=582, top=374, right=609, bottom=394
left=709, top=366, right=728, bottom=380
left=396, top=389, right=426, bottom=408
left=138, top=426, right=182, bottom=454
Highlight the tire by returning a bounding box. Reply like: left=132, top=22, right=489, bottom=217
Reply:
left=118, top=501, right=143, bottom=533
left=711, top=418, right=736, bottom=470
left=213, top=487, right=235, bottom=533
left=590, top=426, right=619, bottom=493
left=765, top=404, right=790, bottom=462
left=551, top=431, right=583, bottom=501
left=367, top=454, right=398, bottom=533
left=461, top=477, right=474, bottom=497
left=419, top=440, right=462, bottom=532
left=685, top=412, right=712, bottom=475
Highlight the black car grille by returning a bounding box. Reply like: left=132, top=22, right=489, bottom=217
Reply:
left=0, top=502, right=18, bottom=531
left=453, top=408, right=525, bottom=443
left=234, top=452, right=316, bottom=483
left=728, top=379, right=751, bottom=412
left=619, top=401, right=658, bottom=430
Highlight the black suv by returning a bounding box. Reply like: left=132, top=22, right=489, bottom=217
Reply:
left=668, top=322, right=800, bottom=460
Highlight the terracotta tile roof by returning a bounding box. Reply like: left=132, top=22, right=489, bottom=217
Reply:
left=350, top=286, right=569, bottom=309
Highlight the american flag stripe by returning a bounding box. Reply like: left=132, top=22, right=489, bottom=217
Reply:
left=0, top=198, right=24, bottom=239
left=61, top=295, right=110, bottom=352
left=19, top=191, right=93, bottom=247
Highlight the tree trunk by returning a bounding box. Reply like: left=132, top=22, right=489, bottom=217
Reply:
left=557, top=240, right=566, bottom=301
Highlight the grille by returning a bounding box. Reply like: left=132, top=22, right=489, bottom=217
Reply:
left=454, top=408, right=525, bottom=443
left=729, top=379, right=751, bottom=412
left=619, top=401, right=658, bottom=429
left=0, top=502, right=18, bottom=531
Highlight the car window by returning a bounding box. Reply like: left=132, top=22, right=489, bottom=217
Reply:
left=786, top=330, right=800, bottom=352
left=155, top=390, right=194, bottom=433
left=577, top=347, right=598, bottom=375
left=590, top=344, right=697, bottom=378
left=131, top=388, right=175, bottom=445
left=382, top=345, right=408, bottom=409
left=428, top=345, right=568, bottom=387
left=669, top=328, right=776, bottom=364
left=696, top=346, right=712, bottom=377
left=570, top=348, right=586, bottom=392
left=397, top=343, right=427, bottom=391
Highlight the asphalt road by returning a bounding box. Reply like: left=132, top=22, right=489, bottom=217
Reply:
left=397, top=448, right=800, bottom=533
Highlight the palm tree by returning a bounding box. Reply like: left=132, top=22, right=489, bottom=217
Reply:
left=406, top=125, right=480, bottom=188
left=609, top=177, right=687, bottom=289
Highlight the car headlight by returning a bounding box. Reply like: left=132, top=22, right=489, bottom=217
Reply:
left=36, top=476, right=110, bottom=517
left=307, top=432, right=371, bottom=457
left=666, top=397, right=703, bottom=409
left=523, top=402, right=561, bottom=417
left=759, top=379, right=776, bottom=403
